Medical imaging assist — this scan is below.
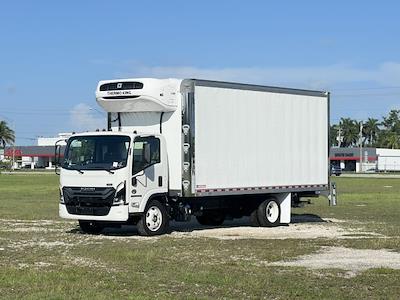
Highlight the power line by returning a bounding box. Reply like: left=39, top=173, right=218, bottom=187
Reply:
left=333, top=92, right=400, bottom=97
left=0, top=111, right=104, bottom=115
left=331, top=86, right=400, bottom=91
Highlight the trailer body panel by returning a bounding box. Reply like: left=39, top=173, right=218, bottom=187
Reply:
left=192, top=81, right=329, bottom=196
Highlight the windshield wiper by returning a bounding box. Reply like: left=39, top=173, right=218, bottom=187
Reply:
left=72, top=168, right=84, bottom=174
left=91, top=166, right=115, bottom=174
left=104, top=169, right=115, bottom=174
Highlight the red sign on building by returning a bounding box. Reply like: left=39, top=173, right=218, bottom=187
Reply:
left=4, top=149, right=22, bottom=157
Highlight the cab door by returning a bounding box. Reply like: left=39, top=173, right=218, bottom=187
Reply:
left=129, top=135, right=168, bottom=213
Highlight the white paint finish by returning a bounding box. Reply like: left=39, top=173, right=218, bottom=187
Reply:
left=96, top=78, right=181, bottom=112
left=59, top=132, right=132, bottom=220
left=59, top=204, right=129, bottom=221
left=110, top=108, right=182, bottom=192
left=60, top=167, right=129, bottom=189
left=276, top=193, right=291, bottom=223
left=377, top=148, right=400, bottom=171
left=130, top=135, right=169, bottom=213
left=194, top=86, right=328, bottom=191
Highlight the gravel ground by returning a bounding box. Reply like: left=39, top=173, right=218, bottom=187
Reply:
left=268, top=246, right=400, bottom=276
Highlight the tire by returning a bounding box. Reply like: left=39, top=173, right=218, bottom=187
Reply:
left=79, top=220, right=104, bottom=234
left=250, top=209, right=260, bottom=227
left=196, top=211, right=225, bottom=226
left=137, top=200, right=169, bottom=236
left=257, top=198, right=281, bottom=227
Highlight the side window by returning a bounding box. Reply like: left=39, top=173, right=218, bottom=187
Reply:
left=132, top=136, right=160, bottom=175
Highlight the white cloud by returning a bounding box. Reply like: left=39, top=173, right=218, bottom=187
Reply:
left=119, top=62, right=400, bottom=90
left=69, top=103, right=106, bottom=132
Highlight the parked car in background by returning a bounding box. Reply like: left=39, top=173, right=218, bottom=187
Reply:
left=331, top=165, right=342, bottom=176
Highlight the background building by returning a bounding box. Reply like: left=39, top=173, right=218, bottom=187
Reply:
left=330, top=147, right=400, bottom=172
left=3, top=133, right=70, bottom=169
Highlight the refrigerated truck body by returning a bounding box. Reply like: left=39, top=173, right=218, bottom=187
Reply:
left=57, top=78, right=331, bottom=235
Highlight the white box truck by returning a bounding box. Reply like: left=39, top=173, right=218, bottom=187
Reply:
left=377, top=148, right=400, bottom=171
left=56, top=78, right=333, bottom=235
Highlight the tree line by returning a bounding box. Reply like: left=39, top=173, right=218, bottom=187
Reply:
left=0, top=121, right=15, bottom=149
left=2, top=111, right=400, bottom=150
left=330, top=109, right=400, bottom=149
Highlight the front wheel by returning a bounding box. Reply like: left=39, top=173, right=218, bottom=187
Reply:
left=257, top=198, right=281, bottom=227
left=78, top=220, right=104, bottom=234
left=137, top=200, right=169, bottom=236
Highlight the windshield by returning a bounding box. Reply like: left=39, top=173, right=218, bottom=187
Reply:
left=62, top=135, right=130, bottom=171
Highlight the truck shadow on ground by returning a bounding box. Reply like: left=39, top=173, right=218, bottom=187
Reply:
left=291, top=213, right=326, bottom=223
left=66, top=213, right=326, bottom=237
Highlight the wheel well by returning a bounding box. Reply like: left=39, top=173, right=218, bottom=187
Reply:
left=147, top=193, right=168, bottom=205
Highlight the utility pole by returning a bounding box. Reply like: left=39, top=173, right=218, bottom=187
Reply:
left=11, top=119, right=16, bottom=170
left=337, top=127, right=343, bottom=147
left=359, top=122, right=363, bottom=173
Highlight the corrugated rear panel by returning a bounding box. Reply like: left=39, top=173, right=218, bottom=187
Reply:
left=194, top=85, right=328, bottom=191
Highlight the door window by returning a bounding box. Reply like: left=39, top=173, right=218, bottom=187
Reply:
left=132, top=136, right=160, bottom=175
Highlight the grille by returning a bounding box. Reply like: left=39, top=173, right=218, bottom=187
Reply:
left=63, top=187, right=115, bottom=216
left=99, top=82, right=143, bottom=91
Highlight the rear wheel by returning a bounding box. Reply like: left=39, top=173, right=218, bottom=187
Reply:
left=78, top=220, right=104, bottom=234
left=137, top=200, right=169, bottom=236
left=196, top=211, right=225, bottom=226
left=257, top=198, right=281, bottom=227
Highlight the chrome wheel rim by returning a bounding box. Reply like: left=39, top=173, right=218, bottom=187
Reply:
left=146, top=206, right=162, bottom=231
left=266, top=201, right=279, bottom=223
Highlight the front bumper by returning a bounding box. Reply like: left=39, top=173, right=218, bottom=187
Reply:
left=59, top=203, right=129, bottom=221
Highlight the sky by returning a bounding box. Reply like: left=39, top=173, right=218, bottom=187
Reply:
left=1, top=1, right=400, bottom=145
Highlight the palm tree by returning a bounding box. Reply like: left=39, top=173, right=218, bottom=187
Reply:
left=378, top=110, right=400, bottom=148
left=381, top=109, right=400, bottom=132
left=383, top=131, right=400, bottom=149
left=330, top=124, right=339, bottom=147
left=339, top=118, right=359, bottom=147
left=363, top=118, right=380, bottom=146
left=0, top=121, right=15, bottom=148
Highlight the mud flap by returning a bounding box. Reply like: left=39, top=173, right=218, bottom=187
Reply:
left=320, top=182, right=337, bottom=206
left=276, top=193, right=291, bottom=223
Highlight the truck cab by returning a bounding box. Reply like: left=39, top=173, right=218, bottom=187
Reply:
left=58, top=131, right=169, bottom=235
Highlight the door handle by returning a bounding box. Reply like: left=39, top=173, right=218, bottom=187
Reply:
left=158, top=176, right=162, bottom=187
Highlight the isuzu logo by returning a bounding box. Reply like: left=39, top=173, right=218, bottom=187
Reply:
left=81, top=187, right=95, bottom=192
left=117, top=82, right=123, bottom=89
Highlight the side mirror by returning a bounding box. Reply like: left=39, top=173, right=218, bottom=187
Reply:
left=131, top=170, right=145, bottom=186
left=54, top=139, right=65, bottom=175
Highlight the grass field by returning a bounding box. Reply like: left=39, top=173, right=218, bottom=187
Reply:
left=0, top=174, right=399, bottom=299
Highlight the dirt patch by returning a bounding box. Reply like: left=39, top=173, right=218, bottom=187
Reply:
left=268, top=246, right=400, bottom=276
left=0, top=219, right=73, bottom=225
left=17, top=261, right=54, bottom=270
left=2, top=227, right=60, bottom=233
left=0, top=216, right=385, bottom=242
left=8, top=240, right=74, bottom=250
left=64, top=256, right=117, bottom=272
left=174, top=222, right=384, bottom=240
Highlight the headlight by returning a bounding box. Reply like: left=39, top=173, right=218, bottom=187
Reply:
left=114, top=183, right=126, bottom=204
